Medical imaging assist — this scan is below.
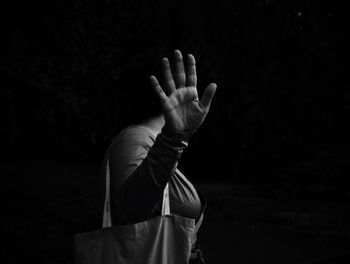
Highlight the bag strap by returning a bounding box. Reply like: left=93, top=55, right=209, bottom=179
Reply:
left=102, top=158, right=112, bottom=228
left=161, top=182, right=171, bottom=216
left=102, top=158, right=171, bottom=228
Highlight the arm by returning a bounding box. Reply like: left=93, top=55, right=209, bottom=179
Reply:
left=111, top=50, right=217, bottom=223
left=110, top=127, right=192, bottom=223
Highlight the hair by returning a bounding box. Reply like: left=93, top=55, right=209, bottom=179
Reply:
left=118, top=50, right=164, bottom=127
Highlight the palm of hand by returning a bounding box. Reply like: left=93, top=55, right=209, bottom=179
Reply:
left=150, top=50, right=217, bottom=133
left=163, top=87, right=205, bottom=132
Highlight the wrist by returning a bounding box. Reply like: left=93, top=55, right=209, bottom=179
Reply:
left=151, top=126, right=192, bottom=161
left=162, top=125, right=196, bottom=143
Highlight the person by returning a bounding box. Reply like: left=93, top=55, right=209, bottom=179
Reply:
left=100, top=50, right=217, bottom=263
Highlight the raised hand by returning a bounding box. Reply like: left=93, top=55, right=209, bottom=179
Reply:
left=150, top=50, right=217, bottom=134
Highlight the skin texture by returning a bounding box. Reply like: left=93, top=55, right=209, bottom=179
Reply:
left=150, top=50, right=217, bottom=134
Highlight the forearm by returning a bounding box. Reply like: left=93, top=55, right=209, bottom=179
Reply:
left=121, top=128, right=192, bottom=222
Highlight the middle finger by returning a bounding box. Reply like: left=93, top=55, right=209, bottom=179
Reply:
left=174, top=50, right=186, bottom=88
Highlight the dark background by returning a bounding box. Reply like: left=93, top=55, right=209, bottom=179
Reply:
left=1, top=0, right=350, bottom=263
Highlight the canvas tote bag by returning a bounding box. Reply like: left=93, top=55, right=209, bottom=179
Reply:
left=74, top=159, right=198, bottom=264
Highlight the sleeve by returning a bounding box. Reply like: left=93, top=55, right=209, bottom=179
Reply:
left=109, top=126, right=194, bottom=223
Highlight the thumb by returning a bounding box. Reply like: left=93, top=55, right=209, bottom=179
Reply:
left=200, top=83, right=217, bottom=111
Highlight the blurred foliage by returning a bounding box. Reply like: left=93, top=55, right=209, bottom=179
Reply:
left=1, top=0, right=350, bottom=197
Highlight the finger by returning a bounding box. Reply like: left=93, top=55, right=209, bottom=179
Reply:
left=162, top=58, right=176, bottom=94
left=186, top=54, right=197, bottom=87
left=174, top=50, right=186, bottom=88
left=200, top=83, right=217, bottom=111
left=150, top=75, right=168, bottom=104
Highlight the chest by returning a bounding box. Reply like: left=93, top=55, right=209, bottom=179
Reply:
left=159, top=169, right=203, bottom=222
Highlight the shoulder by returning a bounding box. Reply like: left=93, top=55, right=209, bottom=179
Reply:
left=114, top=125, right=155, bottom=148
left=108, top=125, right=155, bottom=164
